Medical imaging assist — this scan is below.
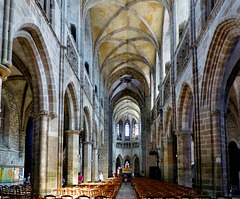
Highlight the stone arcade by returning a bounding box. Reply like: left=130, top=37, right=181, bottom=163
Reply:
left=0, top=0, right=240, bottom=198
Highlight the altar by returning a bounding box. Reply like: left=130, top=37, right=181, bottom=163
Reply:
left=122, top=160, right=132, bottom=173
left=122, top=167, right=132, bottom=173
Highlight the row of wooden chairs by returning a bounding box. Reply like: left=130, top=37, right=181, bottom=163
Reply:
left=0, top=184, right=32, bottom=199
left=51, top=177, right=122, bottom=199
left=44, top=195, right=110, bottom=199
left=131, top=178, right=202, bottom=199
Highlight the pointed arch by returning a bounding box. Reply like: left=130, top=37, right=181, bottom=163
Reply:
left=13, top=21, right=58, bottom=117
left=201, top=18, right=240, bottom=110
left=177, top=82, right=194, bottom=131
left=64, top=82, right=79, bottom=130
left=100, top=129, right=104, bottom=146
left=83, top=106, right=91, bottom=141
left=164, top=106, right=172, bottom=138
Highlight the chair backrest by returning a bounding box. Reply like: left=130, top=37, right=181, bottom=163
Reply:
left=78, top=195, right=90, bottom=199
left=61, top=195, right=73, bottom=199
left=95, top=196, right=108, bottom=199
left=44, top=194, right=56, bottom=199
left=15, top=186, right=21, bottom=194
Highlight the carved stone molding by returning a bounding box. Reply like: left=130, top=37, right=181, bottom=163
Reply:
left=65, top=130, right=81, bottom=134
left=175, top=130, right=192, bottom=136
left=0, top=63, right=11, bottom=81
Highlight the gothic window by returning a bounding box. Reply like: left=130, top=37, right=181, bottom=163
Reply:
left=117, top=120, right=122, bottom=140
left=43, top=0, right=47, bottom=13
left=70, top=23, right=76, bottom=41
left=134, top=123, right=138, bottom=139
left=85, top=62, right=89, bottom=75
left=132, top=120, right=139, bottom=140
left=116, top=124, right=119, bottom=136
left=202, top=0, right=217, bottom=26
left=125, top=122, right=130, bottom=140
left=49, top=0, right=53, bottom=24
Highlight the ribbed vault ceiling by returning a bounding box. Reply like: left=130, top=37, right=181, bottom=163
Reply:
left=85, top=0, right=165, bottom=122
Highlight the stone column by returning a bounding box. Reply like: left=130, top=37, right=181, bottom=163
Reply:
left=176, top=131, right=192, bottom=187
left=19, top=131, right=26, bottom=158
left=39, top=111, right=49, bottom=196
left=200, top=110, right=228, bottom=196
left=65, top=130, right=80, bottom=186
left=83, top=141, right=92, bottom=182
left=92, top=147, right=99, bottom=181
left=163, top=140, right=174, bottom=183
left=0, top=64, right=11, bottom=106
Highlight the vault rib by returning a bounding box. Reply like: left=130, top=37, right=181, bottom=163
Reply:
left=92, top=0, right=159, bottom=50
left=106, top=67, right=149, bottom=93
left=101, top=40, right=154, bottom=72
left=93, top=27, right=158, bottom=63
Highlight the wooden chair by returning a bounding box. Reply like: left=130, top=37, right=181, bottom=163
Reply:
left=0, top=189, right=10, bottom=199
left=1, top=186, right=9, bottom=199
left=77, top=195, right=90, bottom=199
left=44, top=195, right=56, bottom=199
left=15, top=186, right=25, bottom=198
left=94, top=196, right=108, bottom=199
left=8, top=185, right=15, bottom=199
left=61, top=195, right=73, bottom=199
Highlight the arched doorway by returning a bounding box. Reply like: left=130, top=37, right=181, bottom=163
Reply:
left=24, top=117, right=33, bottom=182
left=63, top=93, right=69, bottom=186
left=116, top=157, right=121, bottom=172
left=134, top=156, right=140, bottom=175
left=229, top=142, right=240, bottom=189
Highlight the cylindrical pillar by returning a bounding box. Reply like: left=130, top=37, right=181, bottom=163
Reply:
left=2, top=0, right=10, bottom=64
left=65, top=130, right=80, bottom=186
left=19, top=131, right=26, bottom=158
left=39, top=111, right=49, bottom=196
left=92, top=147, right=99, bottom=181
left=176, top=131, right=192, bottom=187
left=83, top=141, right=92, bottom=182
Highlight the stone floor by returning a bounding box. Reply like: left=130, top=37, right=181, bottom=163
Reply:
left=117, top=182, right=136, bottom=199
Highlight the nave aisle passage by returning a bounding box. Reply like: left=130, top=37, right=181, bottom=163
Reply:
left=117, top=182, right=136, bottom=199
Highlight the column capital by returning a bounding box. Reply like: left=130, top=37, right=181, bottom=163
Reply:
left=33, top=110, right=49, bottom=118
left=81, top=83, right=85, bottom=89
left=39, top=110, right=49, bottom=116
left=210, top=109, right=224, bottom=117
left=175, top=130, right=192, bottom=136
left=49, top=112, right=58, bottom=119
left=0, top=63, right=11, bottom=81
left=65, top=130, right=81, bottom=134
left=19, top=131, right=26, bottom=137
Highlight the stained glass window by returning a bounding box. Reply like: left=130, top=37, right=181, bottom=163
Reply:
left=116, top=124, right=119, bottom=136
left=125, top=122, right=130, bottom=137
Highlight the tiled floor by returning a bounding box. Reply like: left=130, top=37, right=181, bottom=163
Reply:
left=117, top=182, right=136, bottom=199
